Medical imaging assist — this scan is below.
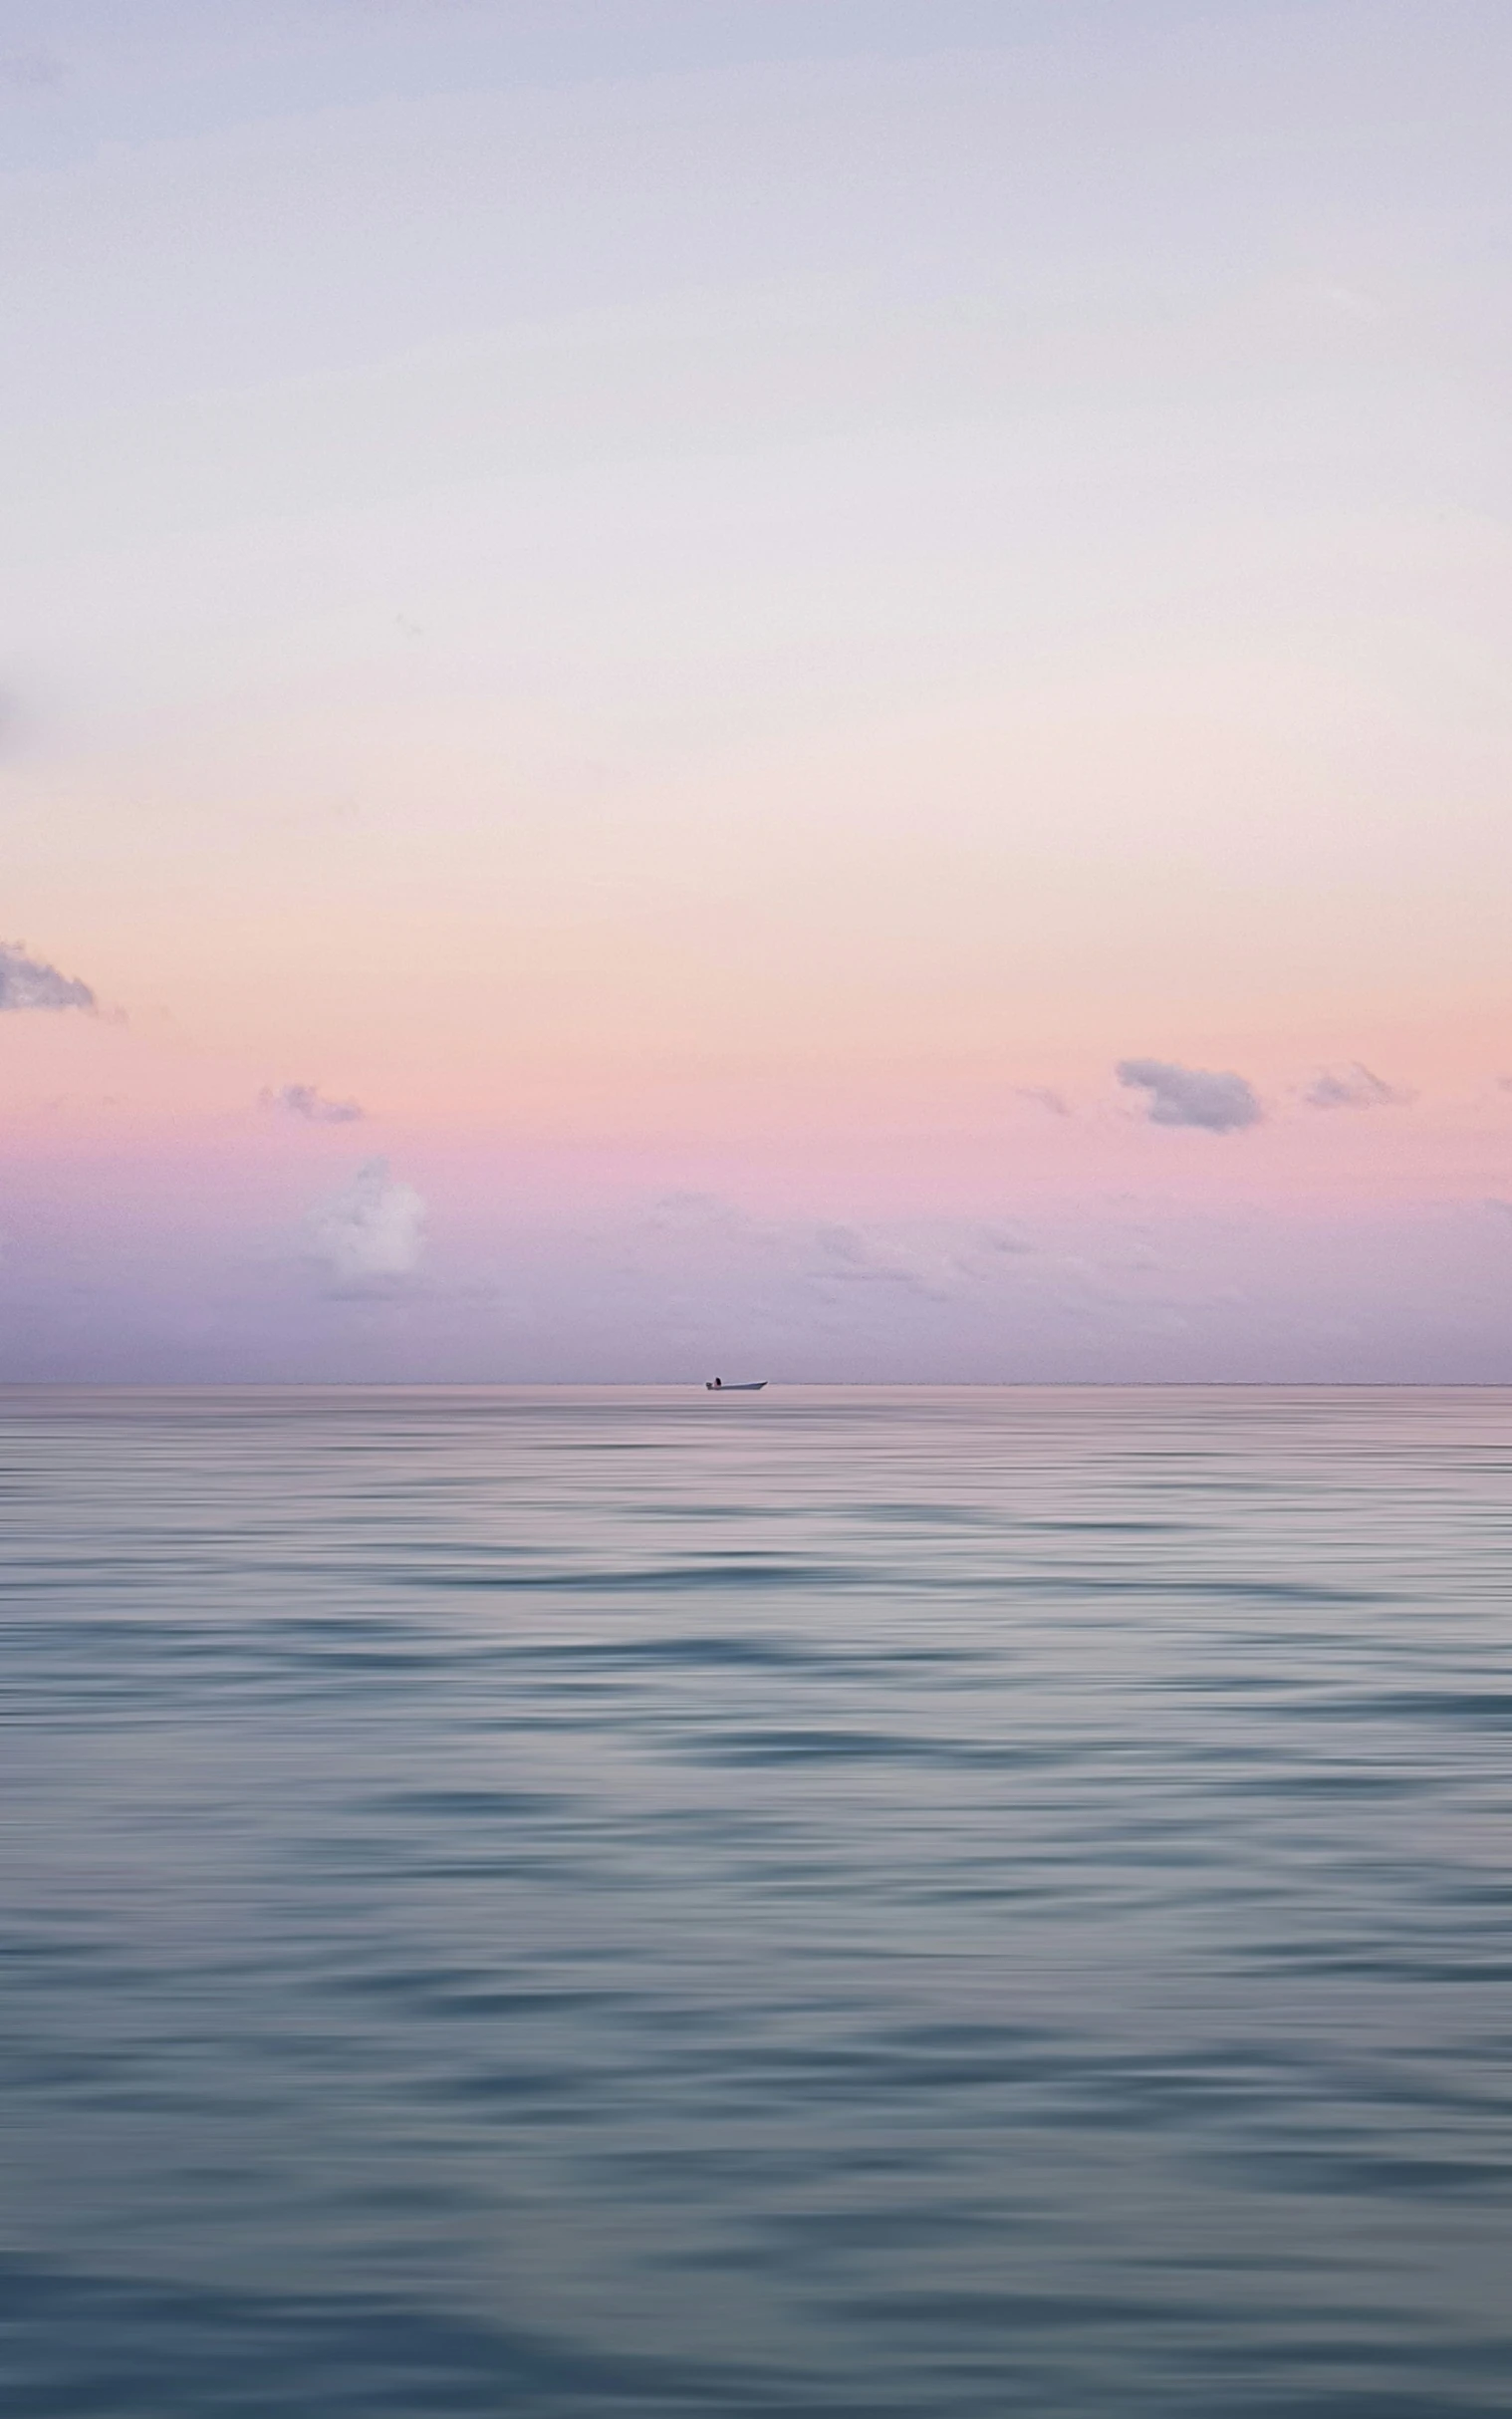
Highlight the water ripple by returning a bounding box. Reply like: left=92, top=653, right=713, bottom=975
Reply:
left=4, top=1386, right=1512, bottom=2415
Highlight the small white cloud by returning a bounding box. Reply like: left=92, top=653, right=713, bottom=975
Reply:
left=306, top=1159, right=424, bottom=1291
left=1117, top=1058, right=1261, bottom=1134
left=263, top=1082, right=366, bottom=1125
left=1303, top=1064, right=1412, bottom=1111
left=0, top=941, right=95, bottom=1014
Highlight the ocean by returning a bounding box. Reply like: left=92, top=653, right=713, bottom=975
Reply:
left=3, top=1385, right=1511, bottom=2416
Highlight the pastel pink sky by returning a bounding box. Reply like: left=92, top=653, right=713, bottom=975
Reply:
left=3, top=2, right=1510, bottom=1378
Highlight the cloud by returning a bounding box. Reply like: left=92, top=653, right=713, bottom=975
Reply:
left=975, top=1223, right=1034, bottom=1257
left=813, top=1223, right=926, bottom=1286
left=305, top=1160, right=424, bottom=1291
left=808, top=1223, right=975, bottom=1301
left=1303, top=1064, right=1412, bottom=1110
left=263, top=1082, right=366, bottom=1125
left=1, top=52, right=64, bottom=93
left=1017, top=1085, right=1070, bottom=1117
left=1116, top=1058, right=1261, bottom=1133
left=0, top=941, right=96, bottom=1014
left=648, top=1191, right=762, bottom=1238
left=634, top=1201, right=1040, bottom=1324
left=1310, top=279, right=1385, bottom=325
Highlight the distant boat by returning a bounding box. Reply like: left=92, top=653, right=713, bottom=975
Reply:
left=704, top=1379, right=767, bottom=1391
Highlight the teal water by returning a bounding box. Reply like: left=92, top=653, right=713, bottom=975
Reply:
left=3, top=1386, right=1511, bottom=2416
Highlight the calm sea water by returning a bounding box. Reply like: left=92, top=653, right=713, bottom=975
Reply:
left=3, top=1386, right=1511, bottom=2417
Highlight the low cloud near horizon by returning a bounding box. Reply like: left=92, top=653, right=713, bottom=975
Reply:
left=263, top=1082, right=366, bottom=1125
left=305, top=1159, right=425, bottom=1291
left=1303, top=1064, right=1412, bottom=1110
left=1116, top=1058, right=1262, bottom=1134
left=0, top=941, right=96, bottom=1014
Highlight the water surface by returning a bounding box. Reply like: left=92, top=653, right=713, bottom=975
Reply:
left=3, top=1386, right=1511, bottom=2414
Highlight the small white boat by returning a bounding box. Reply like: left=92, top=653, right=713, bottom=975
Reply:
left=704, top=1379, right=767, bottom=1391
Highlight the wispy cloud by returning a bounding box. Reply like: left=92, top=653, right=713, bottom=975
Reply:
left=811, top=1222, right=939, bottom=1292
left=1017, top=1085, right=1070, bottom=1117
left=1309, top=278, right=1385, bottom=324
left=1116, top=1058, right=1261, bottom=1134
left=807, top=1221, right=1031, bottom=1301
left=975, top=1223, right=1035, bottom=1258
left=0, top=941, right=96, bottom=1014
left=647, top=1191, right=765, bottom=1239
left=263, top=1082, right=366, bottom=1125
left=1303, top=1064, right=1412, bottom=1110
left=305, top=1160, right=424, bottom=1292
left=0, top=52, right=64, bottom=93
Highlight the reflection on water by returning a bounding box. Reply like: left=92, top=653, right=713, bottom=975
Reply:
left=3, top=1386, right=1512, bottom=2414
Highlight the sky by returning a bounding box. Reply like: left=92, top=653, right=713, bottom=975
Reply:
left=3, top=0, right=1511, bottom=1381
